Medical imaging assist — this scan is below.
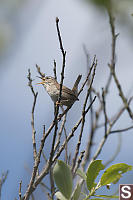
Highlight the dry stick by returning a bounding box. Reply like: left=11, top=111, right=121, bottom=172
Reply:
left=83, top=47, right=95, bottom=155
left=90, top=99, right=128, bottom=162
left=36, top=64, right=45, bottom=78
left=110, top=125, right=133, bottom=134
left=73, top=151, right=85, bottom=175
left=54, top=113, right=67, bottom=152
left=109, top=64, right=133, bottom=120
left=49, top=168, right=55, bottom=199
left=34, top=17, right=67, bottom=200
left=56, top=17, right=66, bottom=105
left=19, top=181, right=22, bottom=200
left=23, top=126, right=46, bottom=200
left=53, top=60, right=57, bottom=115
left=72, top=61, right=97, bottom=173
left=49, top=17, right=66, bottom=165
left=89, top=9, right=120, bottom=163
left=0, top=171, right=8, bottom=200
left=81, top=62, right=103, bottom=169
left=102, top=88, right=108, bottom=137
left=81, top=105, right=102, bottom=169
left=83, top=46, right=94, bottom=136
left=53, top=60, right=57, bottom=81
left=26, top=17, right=67, bottom=200
left=104, top=8, right=116, bottom=95
left=27, top=69, right=38, bottom=162
left=97, top=96, right=133, bottom=129
left=78, top=55, right=96, bottom=97
left=61, top=108, right=68, bottom=164
left=82, top=29, right=118, bottom=166
left=33, top=19, right=67, bottom=158
left=107, top=9, right=133, bottom=120
left=82, top=8, right=119, bottom=169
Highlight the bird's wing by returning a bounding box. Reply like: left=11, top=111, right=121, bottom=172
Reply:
left=56, top=84, right=78, bottom=100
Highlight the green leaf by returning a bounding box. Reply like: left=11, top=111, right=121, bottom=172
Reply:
left=76, top=168, right=87, bottom=180
left=55, top=191, right=68, bottom=200
left=53, top=160, right=73, bottom=199
left=94, top=194, right=118, bottom=198
left=101, top=163, right=132, bottom=186
left=86, top=160, right=105, bottom=191
left=71, top=183, right=82, bottom=200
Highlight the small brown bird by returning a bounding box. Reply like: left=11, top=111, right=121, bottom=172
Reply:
left=37, top=75, right=82, bottom=107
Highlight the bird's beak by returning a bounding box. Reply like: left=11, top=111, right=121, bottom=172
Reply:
left=36, top=76, right=45, bottom=85
left=36, top=82, right=44, bottom=85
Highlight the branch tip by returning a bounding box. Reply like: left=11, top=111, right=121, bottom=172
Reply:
left=56, top=17, right=59, bottom=23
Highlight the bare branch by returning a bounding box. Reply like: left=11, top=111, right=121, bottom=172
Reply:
left=0, top=171, right=8, bottom=200
left=110, top=125, right=133, bottom=134
left=27, top=69, right=38, bottom=162
left=23, top=126, right=46, bottom=200
left=109, top=64, right=133, bottom=120
left=73, top=151, right=85, bottom=176
left=36, top=64, right=45, bottom=78
left=53, top=60, right=57, bottom=80
left=102, top=88, right=108, bottom=137
left=78, top=55, right=96, bottom=96
left=19, top=181, right=22, bottom=200
left=72, top=62, right=97, bottom=173
left=49, top=17, right=67, bottom=164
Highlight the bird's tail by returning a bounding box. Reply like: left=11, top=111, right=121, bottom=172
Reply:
left=72, top=74, right=82, bottom=95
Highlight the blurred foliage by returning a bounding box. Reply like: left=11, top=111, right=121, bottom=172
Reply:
left=89, top=0, right=111, bottom=8
left=0, top=0, right=27, bottom=56
left=85, top=0, right=133, bottom=39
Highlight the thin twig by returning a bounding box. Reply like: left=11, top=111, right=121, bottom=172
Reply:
left=53, top=60, right=57, bottom=80
left=36, top=64, right=45, bottom=77
left=73, top=151, right=85, bottom=176
left=104, top=7, right=117, bottom=95
left=107, top=8, right=133, bottom=120
left=102, top=88, right=108, bottom=137
left=110, top=125, right=133, bottom=134
left=49, top=168, right=55, bottom=199
left=49, top=17, right=66, bottom=164
left=19, top=181, right=22, bottom=200
left=27, top=69, right=38, bottom=162
left=78, top=55, right=96, bottom=96
left=109, top=64, right=133, bottom=120
left=97, top=96, right=133, bottom=128
left=83, top=45, right=95, bottom=140
left=0, top=171, right=8, bottom=200
left=23, top=126, right=46, bottom=200
left=72, top=62, right=97, bottom=173
left=54, top=112, right=67, bottom=152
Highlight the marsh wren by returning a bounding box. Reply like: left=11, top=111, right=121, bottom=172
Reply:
left=37, top=75, right=82, bottom=107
